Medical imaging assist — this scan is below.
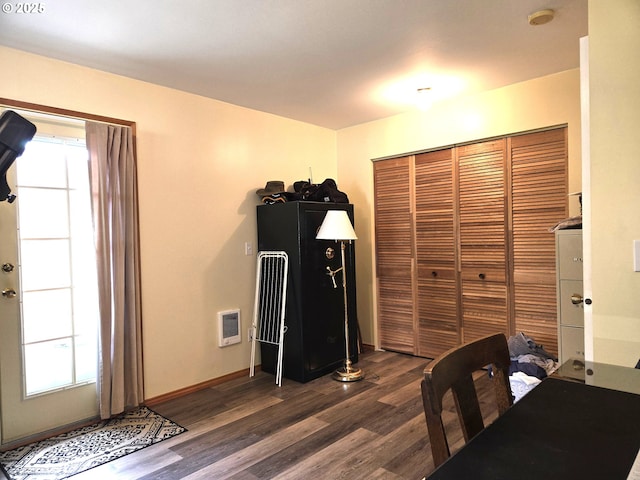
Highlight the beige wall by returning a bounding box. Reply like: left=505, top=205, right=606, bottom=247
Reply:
left=337, top=69, right=583, bottom=348
left=588, top=0, right=640, bottom=366
left=0, top=46, right=337, bottom=398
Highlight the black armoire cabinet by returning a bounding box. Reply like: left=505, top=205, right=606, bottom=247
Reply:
left=257, top=201, right=358, bottom=383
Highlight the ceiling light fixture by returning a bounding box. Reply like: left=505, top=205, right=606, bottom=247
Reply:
left=416, top=87, right=432, bottom=110
left=528, top=9, right=555, bottom=26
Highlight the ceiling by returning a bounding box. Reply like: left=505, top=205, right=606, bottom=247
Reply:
left=0, top=0, right=588, bottom=130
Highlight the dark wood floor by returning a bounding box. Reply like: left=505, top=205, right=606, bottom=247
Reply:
left=35, top=350, right=499, bottom=480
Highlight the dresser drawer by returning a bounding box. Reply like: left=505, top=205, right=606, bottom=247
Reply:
left=559, top=279, right=584, bottom=327
left=560, top=325, right=585, bottom=361
left=557, top=232, right=583, bottom=280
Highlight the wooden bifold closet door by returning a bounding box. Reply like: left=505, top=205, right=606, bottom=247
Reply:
left=509, top=128, right=567, bottom=355
left=373, top=157, right=415, bottom=354
left=415, top=149, right=458, bottom=357
left=457, top=139, right=509, bottom=344
left=374, top=127, right=567, bottom=358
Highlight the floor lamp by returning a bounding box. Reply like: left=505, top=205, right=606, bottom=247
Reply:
left=316, top=209, right=364, bottom=382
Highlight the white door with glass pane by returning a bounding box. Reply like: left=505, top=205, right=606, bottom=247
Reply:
left=0, top=121, right=99, bottom=445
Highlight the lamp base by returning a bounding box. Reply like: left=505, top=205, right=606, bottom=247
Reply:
left=332, top=364, right=365, bottom=382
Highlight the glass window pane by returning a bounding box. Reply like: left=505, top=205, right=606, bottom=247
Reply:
left=16, top=140, right=67, bottom=188
left=66, top=144, right=90, bottom=190
left=20, top=239, right=71, bottom=291
left=22, top=289, right=73, bottom=343
left=17, top=188, right=69, bottom=239
left=73, top=294, right=99, bottom=338
left=16, top=131, right=100, bottom=397
left=69, top=190, right=95, bottom=260
left=25, top=339, right=73, bottom=395
left=75, top=336, right=97, bottom=383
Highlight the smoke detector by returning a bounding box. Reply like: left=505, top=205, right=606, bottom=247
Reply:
left=528, top=9, right=555, bottom=26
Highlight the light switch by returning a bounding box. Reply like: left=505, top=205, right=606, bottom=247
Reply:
left=634, top=240, right=640, bottom=272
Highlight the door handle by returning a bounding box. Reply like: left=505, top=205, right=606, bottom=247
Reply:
left=2, top=288, right=17, bottom=298
left=570, top=293, right=583, bottom=305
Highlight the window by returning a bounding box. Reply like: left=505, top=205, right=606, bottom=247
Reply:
left=16, top=134, right=99, bottom=396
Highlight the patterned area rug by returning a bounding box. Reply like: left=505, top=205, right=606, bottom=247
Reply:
left=0, top=406, right=186, bottom=480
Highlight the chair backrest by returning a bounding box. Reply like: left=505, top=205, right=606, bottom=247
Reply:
left=421, top=333, right=513, bottom=468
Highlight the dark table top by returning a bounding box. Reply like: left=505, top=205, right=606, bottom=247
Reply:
left=428, top=376, right=640, bottom=480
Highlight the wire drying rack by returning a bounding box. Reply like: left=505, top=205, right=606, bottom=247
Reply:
left=249, top=251, right=289, bottom=386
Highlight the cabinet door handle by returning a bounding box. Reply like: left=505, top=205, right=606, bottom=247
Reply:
left=570, top=294, right=584, bottom=305
left=2, top=288, right=17, bottom=298
left=478, top=273, right=486, bottom=280
left=431, top=271, right=438, bottom=277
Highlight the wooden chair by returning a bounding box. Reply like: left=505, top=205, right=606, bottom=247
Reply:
left=421, top=333, right=513, bottom=468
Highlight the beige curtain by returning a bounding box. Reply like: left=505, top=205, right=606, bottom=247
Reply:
left=86, top=122, right=144, bottom=419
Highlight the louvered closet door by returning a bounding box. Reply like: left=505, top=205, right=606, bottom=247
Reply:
left=510, top=127, right=567, bottom=356
left=414, top=149, right=460, bottom=357
left=457, top=139, right=509, bottom=342
left=374, top=157, right=415, bottom=354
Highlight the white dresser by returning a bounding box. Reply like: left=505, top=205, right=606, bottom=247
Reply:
left=555, top=229, right=585, bottom=364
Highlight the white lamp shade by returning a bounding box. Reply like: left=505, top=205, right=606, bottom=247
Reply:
left=316, top=210, right=357, bottom=241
